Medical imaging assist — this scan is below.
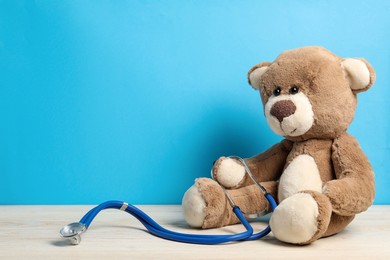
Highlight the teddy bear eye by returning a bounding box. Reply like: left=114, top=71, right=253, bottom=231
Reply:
left=273, top=87, right=281, bottom=96
left=289, top=85, right=299, bottom=94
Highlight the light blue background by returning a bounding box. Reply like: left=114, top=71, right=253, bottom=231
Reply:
left=1, top=0, right=389, bottom=205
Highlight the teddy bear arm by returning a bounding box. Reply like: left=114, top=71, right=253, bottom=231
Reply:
left=241, top=139, right=293, bottom=186
left=325, top=133, right=375, bottom=216
left=212, top=139, right=292, bottom=189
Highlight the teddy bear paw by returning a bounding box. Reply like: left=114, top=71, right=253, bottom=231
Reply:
left=182, top=183, right=206, bottom=228
left=212, top=157, right=246, bottom=188
left=270, top=193, right=319, bottom=244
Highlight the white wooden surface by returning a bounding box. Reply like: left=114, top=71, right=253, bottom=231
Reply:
left=0, top=205, right=389, bottom=260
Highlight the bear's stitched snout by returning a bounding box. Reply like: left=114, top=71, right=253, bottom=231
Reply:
left=270, top=100, right=296, bottom=122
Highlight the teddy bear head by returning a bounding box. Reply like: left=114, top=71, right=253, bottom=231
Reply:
left=247, top=46, right=375, bottom=141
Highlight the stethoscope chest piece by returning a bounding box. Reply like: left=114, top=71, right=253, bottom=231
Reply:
left=60, top=222, right=87, bottom=245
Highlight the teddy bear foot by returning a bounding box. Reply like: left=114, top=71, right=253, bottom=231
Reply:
left=182, top=182, right=207, bottom=227
left=182, top=178, right=240, bottom=229
left=270, top=191, right=332, bottom=245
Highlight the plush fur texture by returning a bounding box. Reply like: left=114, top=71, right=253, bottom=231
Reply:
left=278, top=154, right=322, bottom=202
left=182, top=46, right=375, bottom=245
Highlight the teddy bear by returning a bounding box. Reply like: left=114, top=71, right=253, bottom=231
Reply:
left=181, top=46, right=376, bottom=245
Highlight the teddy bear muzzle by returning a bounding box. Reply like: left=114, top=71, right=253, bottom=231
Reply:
left=264, top=92, right=315, bottom=137
left=270, top=100, right=297, bottom=122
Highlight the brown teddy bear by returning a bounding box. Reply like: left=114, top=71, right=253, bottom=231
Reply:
left=182, top=46, right=376, bottom=245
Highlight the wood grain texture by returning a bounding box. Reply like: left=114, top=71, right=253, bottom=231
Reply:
left=0, top=205, right=389, bottom=259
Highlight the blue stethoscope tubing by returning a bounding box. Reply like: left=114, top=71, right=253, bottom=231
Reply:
left=60, top=156, right=278, bottom=245
left=75, top=193, right=277, bottom=245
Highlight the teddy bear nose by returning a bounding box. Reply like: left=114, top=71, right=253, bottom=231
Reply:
left=270, top=100, right=297, bottom=122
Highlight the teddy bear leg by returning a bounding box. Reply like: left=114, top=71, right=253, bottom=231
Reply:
left=322, top=213, right=355, bottom=238
left=269, top=191, right=332, bottom=245
left=182, top=178, right=278, bottom=229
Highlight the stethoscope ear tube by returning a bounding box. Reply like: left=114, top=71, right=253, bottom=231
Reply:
left=245, top=193, right=277, bottom=241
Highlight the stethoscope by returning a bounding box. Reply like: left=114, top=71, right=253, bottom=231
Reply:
left=60, top=156, right=277, bottom=245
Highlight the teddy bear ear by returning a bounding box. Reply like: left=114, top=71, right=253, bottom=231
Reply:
left=341, top=58, right=376, bottom=93
left=247, top=62, right=271, bottom=90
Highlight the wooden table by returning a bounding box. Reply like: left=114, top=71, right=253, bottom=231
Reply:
left=0, top=205, right=389, bottom=259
